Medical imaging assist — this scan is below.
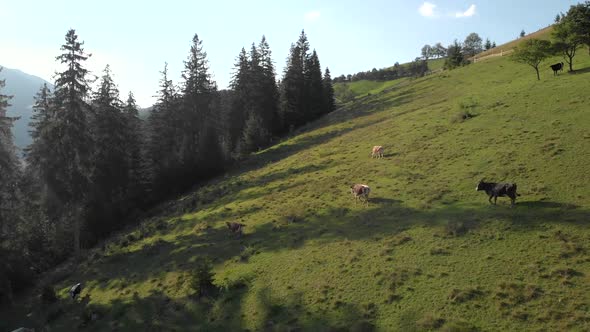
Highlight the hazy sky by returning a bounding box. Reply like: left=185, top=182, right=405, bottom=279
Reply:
left=0, top=0, right=579, bottom=107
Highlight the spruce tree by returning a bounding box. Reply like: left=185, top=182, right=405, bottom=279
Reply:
left=322, top=68, right=336, bottom=114
left=88, top=66, right=129, bottom=236
left=280, top=42, right=305, bottom=131
left=147, top=63, right=181, bottom=196
left=257, top=36, right=280, bottom=136
left=0, top=68, right=20, bottom=245
left=48, top=29, right=94, bottom=257
left=304, top=50, right=324, bottom=120
left=228, top=48, right=250, bottom=154
left=180, top=34, right=219, bottom=179
left=123, top=92, right=147, bottom=207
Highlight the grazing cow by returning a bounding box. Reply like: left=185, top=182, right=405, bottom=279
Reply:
left=476, top=179, right=521, bottom=206
left=550, top=62, right=564, bottom=76
left=226, top=221, right=246, bottom=237
left=371, top=146, right=384, bottom=159
left=350, top=184, right=371, bottom=206
left=69, top=283, right=82, bottom=299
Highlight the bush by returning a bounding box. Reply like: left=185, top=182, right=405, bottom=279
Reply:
left=452, top=97, right=478, bottom=123
left=189, top=257, right=217, bottom=298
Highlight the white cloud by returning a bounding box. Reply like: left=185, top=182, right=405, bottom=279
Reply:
left=418, top=2, right=436, bottom=17
left=304, top=11, right=321, bottom=22
left=455, top=4, right=476, bottom=18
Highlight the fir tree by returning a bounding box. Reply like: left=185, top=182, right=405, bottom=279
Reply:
left=147, top=63, right=181, bottom=195
left=280, top=40, right=306, bottom=131
left=304, top=50, right=324, bottom=120
left=228, top=48, right=250, bottom=153
left=47, top=29, right=94, bottom=257
left=322, top=68, right=336, bottom=114
left=257, top=36, right=280, bottom=136
left=0, top=68, right=20, bottom=245
left=88, top=65, right=129, bottom=236
left=180, top=34, right=219, bottom=178
left=123, top=92, right=148, bottom=207
left=484, top=38, right=492, bottom=50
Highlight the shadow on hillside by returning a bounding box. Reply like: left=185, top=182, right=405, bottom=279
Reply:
left=32, top=285, right=373, bottom=332
left=9, top=198, right=590, bottom=329
left=80, top=198, right=590, bottom=287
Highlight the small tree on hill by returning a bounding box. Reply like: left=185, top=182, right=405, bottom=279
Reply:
left=421, top=44, right=432, bottom=60
left=511, top=39, right=551, bottom=80
left=563, top=1, right=590, bottom=55
left=492, top=41, right=497, bottom=48
left=554, top=14, right=561, bottom=24
left=484, top=38, right=492, bottom=50
left=520, top=30, right=526, bottom=38
left=444, top=40, right=466, bottom=69
left=433, top=43, right=447, bottom=58
left=463, top=33, right=483, bottom=57
left=552, top=19, right=582, bottom=72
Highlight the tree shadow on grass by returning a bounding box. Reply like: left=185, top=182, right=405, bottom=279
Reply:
left=21, top=284, right=373, bottom=332
left=6, top=197, right=590, bottom=330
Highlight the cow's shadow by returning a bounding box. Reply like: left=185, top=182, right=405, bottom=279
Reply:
left=370, top=197, right=402, bottom=205
left=516, top=200, right=579, bottom=210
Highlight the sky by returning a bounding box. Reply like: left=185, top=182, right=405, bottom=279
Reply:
left=0, top=0, right=580, bottom=108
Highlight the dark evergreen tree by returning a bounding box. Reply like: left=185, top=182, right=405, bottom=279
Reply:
left=304, top=50, right=324, bottom=120
left=241, top=113, right=269, bottom=152
left=147, top=63, right=180, bottom=196
left=444, top=40, right=466, bottom=69
left=257, top=36, right=281, bottom=137
left=279, top=31, right=308, bottom=132
left=322, top=68, right=336, bottom=114
left=0, top=68, right=20, bottom=246
left=123, top=92, right=147, bottom=207
left=180, top=34, right=219, bottom=179
left=484, top=38, right=492, bottom=50
left=87, top=65, right=129, bottom=238
left=44, top=29, right=94, bottom=257
left=228, top=48, right=250, bottom=153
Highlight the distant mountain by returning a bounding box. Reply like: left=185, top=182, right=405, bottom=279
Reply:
left=138, top=106, right=153, bottom=120
left=0, top=66, right=53, bottom=153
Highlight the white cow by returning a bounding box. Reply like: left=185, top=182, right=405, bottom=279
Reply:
left=371, top=146, right=384, bottom=159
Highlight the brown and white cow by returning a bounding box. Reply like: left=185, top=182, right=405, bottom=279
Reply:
left=371, top=146, right=384, bottom=159
left=226, top=221, right=246, bottom=237
left=350, top=184, right=371, bottom=206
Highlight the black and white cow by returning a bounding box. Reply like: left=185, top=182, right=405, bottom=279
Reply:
left=476, top=179, right=520, bottom=206
left=550, top=62, right=564, bottom=76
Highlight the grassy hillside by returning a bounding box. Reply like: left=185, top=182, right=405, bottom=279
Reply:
left=335, top=58, right=445, bottom=102
left=3, top=49, right=590, bottom=331
left=475, top=26, right=553, bottom=60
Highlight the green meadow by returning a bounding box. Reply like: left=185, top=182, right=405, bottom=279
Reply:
left=3, top=43, right=590, bottom=331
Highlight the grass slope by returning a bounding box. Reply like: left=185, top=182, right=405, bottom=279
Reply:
left=3, top=50, right=590, bottom=332
left=475, top=26, right=553, bottom=60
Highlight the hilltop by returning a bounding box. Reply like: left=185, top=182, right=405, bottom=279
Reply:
left=2, top=42, right=590, bottom=331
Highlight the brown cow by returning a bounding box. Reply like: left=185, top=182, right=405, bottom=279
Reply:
left=371, top=146, right=384, bottom=159
left=350, top=184, right=371, bottom=206
left=226, top=221, right=246, bottom=237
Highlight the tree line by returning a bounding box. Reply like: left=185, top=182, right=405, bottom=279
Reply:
left=333, top=32, right=498, bottom=85
left=0, top=29, right=335, bottom=302
left=512, top=2, right=590, bottom=80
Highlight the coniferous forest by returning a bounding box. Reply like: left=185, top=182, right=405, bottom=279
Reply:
left=0, top=29, right=335, bottom=301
